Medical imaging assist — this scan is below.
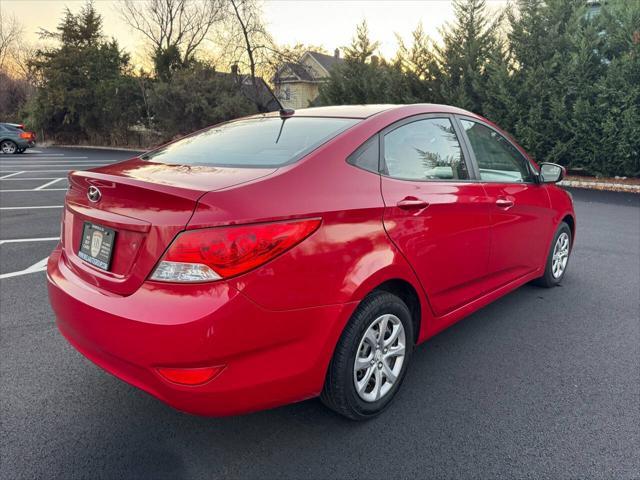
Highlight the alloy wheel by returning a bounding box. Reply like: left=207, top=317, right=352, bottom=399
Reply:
left=552, top=232, right=570, bottom=278
left=1, top=141, right=17, bottom=154
left=353, top=313, right=406, bottom=402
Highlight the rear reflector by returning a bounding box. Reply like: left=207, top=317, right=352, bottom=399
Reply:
left=156, top=366, right=224, bottom=386
left=150, top=218, right=321, bottom=283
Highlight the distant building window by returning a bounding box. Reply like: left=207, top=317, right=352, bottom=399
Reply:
left=283, top=85, right=291, bottom=101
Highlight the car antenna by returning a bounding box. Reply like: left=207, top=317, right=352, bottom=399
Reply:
left=279, top=108, right=295, bottom=118
left=275, top=109, right=294, bottom=144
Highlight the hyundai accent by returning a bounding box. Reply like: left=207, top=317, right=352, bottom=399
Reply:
left=47, top=104, right=575, bottom=420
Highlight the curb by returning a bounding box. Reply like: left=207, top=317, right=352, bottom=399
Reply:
left=53, top=145, right=146, bottom=153
left=560, top=180, right=640, bottom=193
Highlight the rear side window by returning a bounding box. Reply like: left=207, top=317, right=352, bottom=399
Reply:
left=383, top=118, right=469, bottom=181
left=142, top=117, right=358, bottom=167
left=347, top=135, right=379, bottom=173
left=460, top=119, right=534, bottom=183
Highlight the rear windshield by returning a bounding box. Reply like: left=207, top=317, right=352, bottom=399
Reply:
left=142, top=117, right=359, bottom=167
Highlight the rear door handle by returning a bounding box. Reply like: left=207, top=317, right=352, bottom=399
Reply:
left=397, top=197, right=429, bottom=210
left=496, top=198, right=514, bottom=209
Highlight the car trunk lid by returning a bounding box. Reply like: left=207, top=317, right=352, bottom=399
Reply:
left=61, top=158, right=276, bottom=295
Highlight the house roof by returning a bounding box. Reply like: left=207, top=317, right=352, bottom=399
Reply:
left=306, top=51, right=343, bottom=73
left=274, top=50, right=344, bottom=84
left=217, top=71, right=280, bottom=112
left=277, top=62, right=315, bottom=82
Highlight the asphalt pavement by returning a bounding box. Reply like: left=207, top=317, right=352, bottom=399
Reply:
left=0, top=148, right=638, bottom=479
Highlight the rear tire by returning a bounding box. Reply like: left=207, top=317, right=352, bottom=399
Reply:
left=533, top=221, right=572, bottom=288
left=0, top=140, right=17, bottom=154
left=321, top=291, right=414, bottom=420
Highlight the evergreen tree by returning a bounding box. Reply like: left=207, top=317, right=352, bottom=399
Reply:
left=318, top=21, right=419, bottom=105
left=435, top=0, right=502, bottom=113
left=395, top=23, right=442, bottom=103
left=344, top=20, right=380, bottom=63
left=26, top=2, right=141, bottom=143
left=503, top=0, right=585, bottom=166
left=149, top=62, right=255, bottom=138
left=592, top=0, right=640, bottom=176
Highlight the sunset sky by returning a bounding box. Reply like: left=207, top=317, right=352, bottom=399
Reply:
left=2, top=0, right=507, bottom=67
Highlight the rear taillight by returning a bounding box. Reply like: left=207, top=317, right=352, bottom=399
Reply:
left=19, top=132, right=31, bottom=139
left=149, top=218, right=321, bottom=283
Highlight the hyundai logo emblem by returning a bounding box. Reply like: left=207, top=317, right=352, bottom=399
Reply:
left=87, top=186, right=102, bottom=203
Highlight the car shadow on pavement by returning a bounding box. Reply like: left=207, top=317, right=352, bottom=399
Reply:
left=62, top=282, right=565, bottom=479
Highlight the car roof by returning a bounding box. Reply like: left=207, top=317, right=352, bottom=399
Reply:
left=261, top=104, right=479, bottom=120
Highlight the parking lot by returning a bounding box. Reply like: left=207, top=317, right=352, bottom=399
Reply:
left=1, top=147, right=638, bottom=479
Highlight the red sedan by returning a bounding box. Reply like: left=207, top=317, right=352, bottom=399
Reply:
left=47, top=104, right=575, bottom=420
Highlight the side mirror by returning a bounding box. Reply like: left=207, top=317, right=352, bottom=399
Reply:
left=539, top=163, right=566, bottom=183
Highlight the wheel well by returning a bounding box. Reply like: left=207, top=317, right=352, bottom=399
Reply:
left=373, top=279, right=421, bottom=343
left=562, top=214, right=575, bottom=241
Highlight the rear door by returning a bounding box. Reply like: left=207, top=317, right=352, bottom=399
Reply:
left=379, top=115, right=493, bottom=317
left=456, top=117, right=554, bottom=286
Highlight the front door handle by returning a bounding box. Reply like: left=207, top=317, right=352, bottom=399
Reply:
left=397, top=197, right=429, bottom=210
left=496, top=198, right=514, bottom=209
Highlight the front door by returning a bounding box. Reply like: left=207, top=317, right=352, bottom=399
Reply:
left=458, top=118, right=554, bottom=287
left=380, top=116, right=493, bottom=317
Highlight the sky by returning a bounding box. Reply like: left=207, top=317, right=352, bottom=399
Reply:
left=2, top=0, right=507, bottom=66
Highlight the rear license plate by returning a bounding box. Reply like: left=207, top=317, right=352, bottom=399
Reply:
left=78, top=222, right=116, bottom=271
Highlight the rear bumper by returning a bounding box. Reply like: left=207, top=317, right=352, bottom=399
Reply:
left=15, top=138, right=34, bottom=148
left=47, top=246, right=355, bottom=416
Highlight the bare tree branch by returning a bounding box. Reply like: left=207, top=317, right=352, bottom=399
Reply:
left=0, top=9, right=23, bottom=72
left=119, top=0, right=224, bottom=66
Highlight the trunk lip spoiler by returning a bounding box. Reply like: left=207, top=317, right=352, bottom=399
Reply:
left=66, top=201, right=151, bottom=233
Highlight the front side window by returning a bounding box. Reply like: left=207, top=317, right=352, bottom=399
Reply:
left=460, top=119, right=534, bottom=183
left=142, top=117, right=358, bottom=168
left=383, top=118, right=469, bottom=181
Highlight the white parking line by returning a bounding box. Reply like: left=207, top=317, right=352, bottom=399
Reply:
left=0, top=170, right=83, bottom=173
left=0, top=159, right=120, bottom=162
left=0, top=205, right=63, bottom=210
left=0, top=171, right=25, bottom=179
left=22, top=151, right=65, bottom=155
left=0, top=163, right=110, bottom=167
left=0, top=188, right=67, bottom=192
left=0, top=156, right=87, bottom=160
left=0, top=237, right=59, bottom=245
left=35, top=178, right=64, bottom=190
left=0, top=257, right=49, bottom=280
left=0, top=162, right=99, bottom=166
left=0, top=177, right=65, bottom=181
left=0, top=168, right=107, bottom=173
left=24, top=152, right=65, bottom=155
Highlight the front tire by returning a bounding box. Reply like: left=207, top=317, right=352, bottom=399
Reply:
left=0, top=140, right=17, bottom=154
left=534, top=221, right=572, bottom=288
left=321, top=291, right=414, bottom=420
